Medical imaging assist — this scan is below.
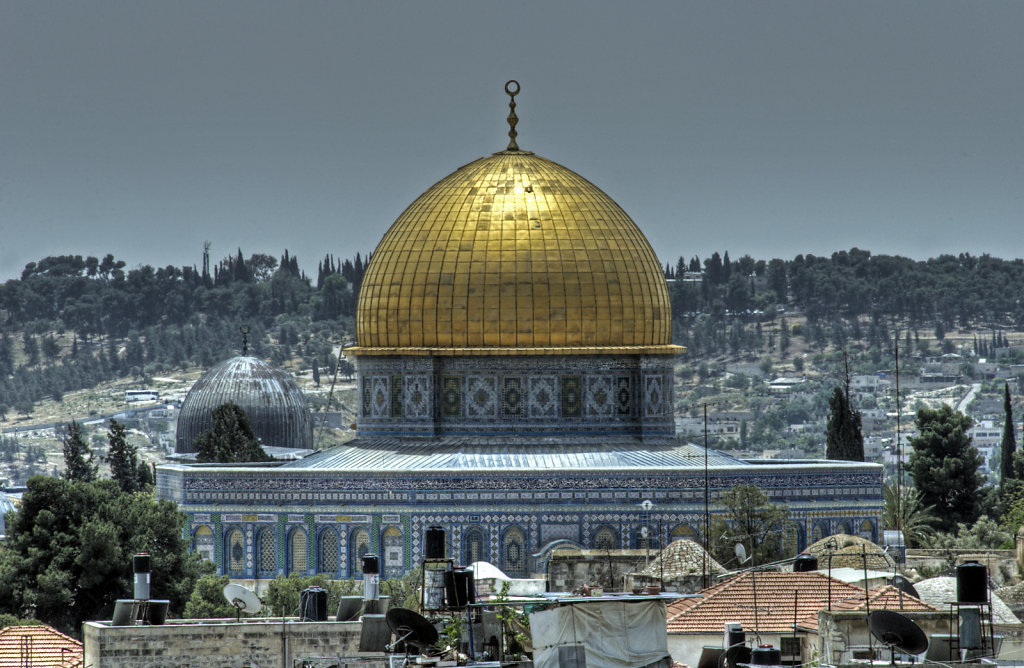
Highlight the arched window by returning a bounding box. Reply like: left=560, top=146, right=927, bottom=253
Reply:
left=811, top=521, right=828, bottom=543
left=351, top=528, right=370, bottom=576
left=634, top=526, right=659, bottom=550
left=463, top=528, right=486, bottom=564
left=835, top=520, right=852, bottom=536
left=859, top=519, right=876, bottom=542
left=320, top=528, right=339, bottom=574
left=594, top=526, right=618, bottom=550
left=503, top=528, right=526, bottom=577
left=290, top=528, right=308, bottom=574
left=382, top=526, right=404, bottom=579
left=257, top=527, right=276, bottom=576
left=671, top=524, right=698, bottom=542
left=192, top=526, right=215, bottom=563
left=226, top=528, right=245, bottom=576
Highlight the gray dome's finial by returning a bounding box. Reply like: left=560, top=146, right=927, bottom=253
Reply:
left=505, top=80, right=520, bottom=151
left=240, top=325, right=250, bottom=355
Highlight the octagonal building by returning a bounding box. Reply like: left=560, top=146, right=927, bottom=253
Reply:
left=159, top=85, right=883, bottom=583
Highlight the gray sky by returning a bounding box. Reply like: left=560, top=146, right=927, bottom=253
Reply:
left=2, top=1, right=1022, bottom=281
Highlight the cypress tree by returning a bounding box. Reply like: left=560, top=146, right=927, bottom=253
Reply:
left=826, top=386, right=864, bottom=461
left=194, top=403, right=274, bottom=463
left=62, top=420, right=97, bottom=481
left=106, top=418, right=138, bottom=492
left=1002, top=383, right=1017, bottom=484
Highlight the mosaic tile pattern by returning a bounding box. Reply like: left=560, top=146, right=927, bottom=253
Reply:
left=615, top=377, right=631, bottom=416
left=466, top=376, right=498, bottom=418
left=528, top=376, right=558, bottom=418
left=355, top=354, right=674, bottom=437
left=371, top=377, right=389, bottom=418
left=404, top=375, right=432, bottom=418
left=502, top=377, right=524, bottom=418
left=644, top=375, right=664, bottom=416
left=390, top=376, right=403, bottom=418
left=585, top=376, right=614, bottom=417
left=441, top=376, right=461, bottom=417
left=561, top=376, right=582, bottom=417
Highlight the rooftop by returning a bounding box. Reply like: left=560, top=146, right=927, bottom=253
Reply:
left=666, top=571, right=936, bottom=634
left=279, top=439, right=748, bottom=471
left=0, top=624, right=82, bottom=668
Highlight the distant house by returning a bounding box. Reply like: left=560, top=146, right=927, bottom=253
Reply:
left=665, top=571, right=936, bottom=667
left=675, top=411, right=753, bottom=441
left=124, top=389, right=159, bottom=403
left=0, top=624, right=83, bottom=667
left=769, top=377, right=807, bottom=394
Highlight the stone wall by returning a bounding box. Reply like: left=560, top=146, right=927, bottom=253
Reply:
left=83, top=618, right=387, bottom=668
left=817, top=609, right=947, bottom=665
left=905, top=549, right=1017, bottom=585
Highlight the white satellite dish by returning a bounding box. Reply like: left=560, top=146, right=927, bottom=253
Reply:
left=734, top=543, right=752, bottom=565
left=223, top=583, right=262, bottom=620
left=640, top=500, right=653, bottom=511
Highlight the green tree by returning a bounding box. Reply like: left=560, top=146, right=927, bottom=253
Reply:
left=62, top=421, right=97, bottom=482
left=883, top=482, right=937, bottom=548
left=182, top=574, right=239, bottom=619
left=1001, top=383, right=1017, bottom=484
left=928, top=515, right=1010, bottom=550
left=137, top=461, right=154, bottom=489
left=0, top=476, right=209, bottom=635
left=106, top=419, right=138, bottom=493
left=826, top=387, right=864, bottom=461
left=262, top=573, right=360, bottom=617
left=908, top=405, right=982, bottom=533
left=710, top=484, right=792, bottom=566
left=194, top=403, right=274, bottom=463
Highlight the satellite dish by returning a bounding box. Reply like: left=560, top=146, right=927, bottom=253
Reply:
left=641, top=500, right=653, bottom=511
left=223, top=583, right=262, bottom=621
left=385, top=607, right=440, bottom=653
left=891, top=575, right=920, bottom=600
left=735, top=543, right=751, bottom=565
left=869, top=610, right=929, bottom=659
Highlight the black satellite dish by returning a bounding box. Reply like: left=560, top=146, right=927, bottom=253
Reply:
left=869, top=610, right=928, bottom=664
left=386, top=607, right=440, bottom=653
left=891, top=575, right=920, bottom=600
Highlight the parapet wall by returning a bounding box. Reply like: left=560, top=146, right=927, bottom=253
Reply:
left=83, top=617, right=387, bottom=668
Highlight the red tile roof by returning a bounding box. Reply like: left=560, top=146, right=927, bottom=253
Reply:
left=666, top=571, right=936, bottom=635
left=0, top=624, right=83, bottom=668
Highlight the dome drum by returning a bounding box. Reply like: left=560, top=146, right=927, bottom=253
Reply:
left=175, top=356, right=314, bottom=454
left=353, top=353, right=675, bottom=439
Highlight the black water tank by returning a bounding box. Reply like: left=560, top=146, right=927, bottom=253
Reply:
left=751, top=645, right=782, bottom=666
left=362, top=553, right=380, bottom=575
left=793, top=553, right=819, bottom=572
left=445, top=567, right=476, bottom=607
left=300, top=586, right=328, bottom=621
left=426, top=526, right=446, bottom=559
left=956, top=561, right=987, bottom=603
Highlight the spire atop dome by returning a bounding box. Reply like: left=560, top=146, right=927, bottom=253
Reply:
left=239, top=325, right=250, bottom=355
left=505, top=79, right=520, bottom=151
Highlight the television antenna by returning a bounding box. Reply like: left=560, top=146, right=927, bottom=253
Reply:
left=223, top=583, right=262, bottom=622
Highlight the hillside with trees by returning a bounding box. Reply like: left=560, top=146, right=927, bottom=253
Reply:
left=0, top=248, right=368, bottom=416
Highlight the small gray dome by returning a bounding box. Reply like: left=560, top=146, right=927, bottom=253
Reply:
left=175, top=356, right=313, bottom=454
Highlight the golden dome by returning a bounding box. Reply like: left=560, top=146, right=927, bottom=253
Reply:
left=351, top=150, right=678, bottom=354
